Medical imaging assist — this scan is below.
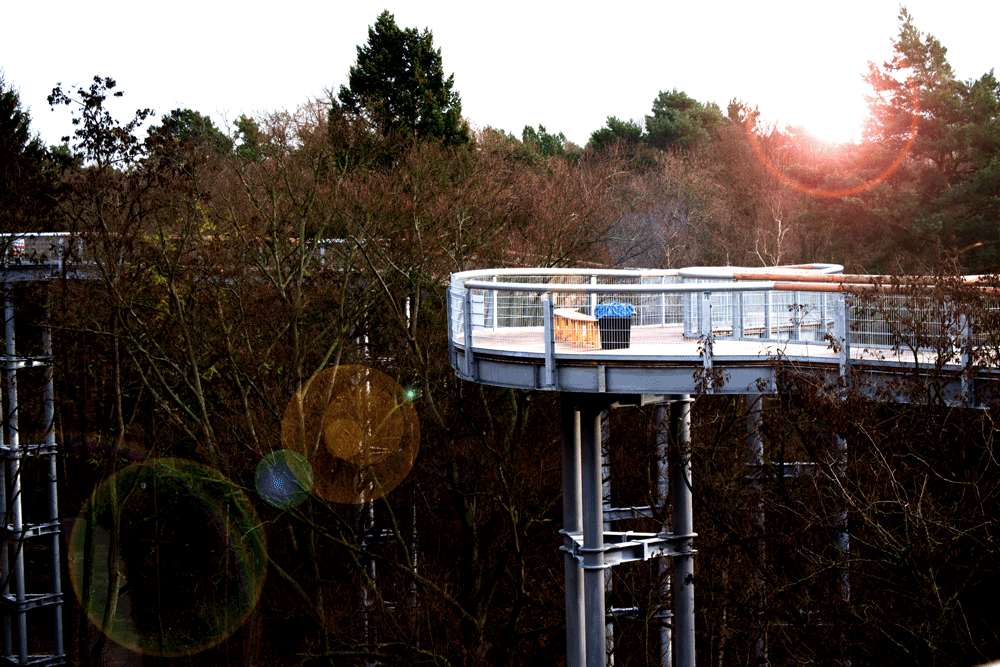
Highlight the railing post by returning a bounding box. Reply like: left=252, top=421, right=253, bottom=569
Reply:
left=960, top=311, right=973, bottom=405
left=836, top=296, right=851, bottom=377
left=701, top=292, right=714, bottom=393
left=589, top=275, right=598, bottom=318
left=764, top=290, right=773, bottom=340
left=543, top=293, right=556, bottom=388
left=733, top=291, right=743, bottom=340
left=701, top=291, right=712, bottom=338
left=463, top=289, right=475, bottom=380
left=492, top=276, right=499, bottom=331
left=793, top=291, right=802, bottom=341
left=821, top=293, right=828, bottom=340
left=660, top=276, right=667, bottom=327
left=684, top=292, right=697, bottom=339
left=446, top=287, right=456, bottom=371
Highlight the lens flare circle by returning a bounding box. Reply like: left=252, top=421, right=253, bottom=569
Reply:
left=68, top=458, right=267, bottom=657
left=281, top=365, right=420, bottom=504
left=744, top=78, right=920, bottom=198
left=255, top=449, right=314, bottom=509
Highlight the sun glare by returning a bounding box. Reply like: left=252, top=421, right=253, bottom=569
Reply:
left=744, top=75, right=919, bottom=198
left=792, top=92, right=869, bottom=145
left=778, top=76, right=871, bottom=145
left=798, top=109, right=865, bottom=144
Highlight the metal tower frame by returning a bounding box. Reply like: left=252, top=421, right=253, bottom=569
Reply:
left=0, top=282, right=64, bottom=666
left=561, top=393, right=695, bottom=667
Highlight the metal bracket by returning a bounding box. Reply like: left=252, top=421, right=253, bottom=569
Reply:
left=559, top=530, right=697, bottom=568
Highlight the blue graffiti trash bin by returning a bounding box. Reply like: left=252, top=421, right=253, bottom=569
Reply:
left=594, top=302, right=635, bottom=350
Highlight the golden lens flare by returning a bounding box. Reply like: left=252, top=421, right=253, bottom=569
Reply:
left=281, top=365, right=419, bottom=504
left=68, top=458, right=266, bottom=658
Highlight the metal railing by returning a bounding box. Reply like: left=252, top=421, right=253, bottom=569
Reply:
left=450, top=267, right=840, bottom=347
left=448, top=266, right=1000, bottom=374
left=0, top=232, right=358, bottom=279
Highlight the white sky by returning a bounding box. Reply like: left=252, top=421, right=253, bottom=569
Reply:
left=3, top=0, right=997, bottom=148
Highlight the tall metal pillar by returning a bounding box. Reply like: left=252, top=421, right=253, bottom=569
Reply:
left=580, top=401, right=607, bottom=667
left=601, top=410, right=614, bottom=664
left=0, top=392, right=8, bottom=662
left=832, top=433, right=850, bottom=667
left=832, top=434, right=849, bottom=602
left=358, top=499, right=376, bottom=660
left=671, top=395, right=695, bottom=667
left=42, top=297, right=64, bottom=661
left=654, top=404, right=672, bottom=667
left=3, top=288, right=28, bottom=665
left=561, top=397, right=585, bottom=667
left=748, top=394, right=767, bottom=665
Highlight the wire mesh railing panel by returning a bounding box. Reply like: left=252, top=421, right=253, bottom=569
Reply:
left=474, top=289, right=546, bottom=348
left=970, top=297, right=1000, bottom=353
left=450, top=288, right=465, bottom=343
left=711, top=292, right=734, bottom=334
left=736, top=291, right=768, bottom=339
left=849, top=293, right=953, bottom=352
left=771, top=291, right=796, bottom=334
left=463, top=281, right=691, bottom=351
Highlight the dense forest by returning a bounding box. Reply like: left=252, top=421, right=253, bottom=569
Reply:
left=1, top=7, right=999, bottom=667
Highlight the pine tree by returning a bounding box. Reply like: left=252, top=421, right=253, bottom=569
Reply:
left=863, top=9, right=1000, bottom=270
left=336, top=11, right=469, bottom=146
left=644, top=89, right=724, bottom=152
left=0, top=75, right=54, bottom=232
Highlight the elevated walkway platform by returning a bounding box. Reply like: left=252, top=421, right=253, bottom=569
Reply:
left=448, top=265, right=998, bottom=405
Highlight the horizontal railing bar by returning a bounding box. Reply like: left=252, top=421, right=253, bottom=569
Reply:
left=461, top=280, right=777, bottom=293
left=678, top=264, right=844, bottom=279
left=748, top=272, right=946, bottom=285
left=454, top=267, right=680, bottom=280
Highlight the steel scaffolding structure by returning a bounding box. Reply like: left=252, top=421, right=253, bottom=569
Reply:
left=0, top=235, right=75, bottom=667
left=0, top=285, right=64, bottom=666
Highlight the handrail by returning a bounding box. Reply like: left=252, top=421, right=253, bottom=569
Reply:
left=448, top=267, right=1000, bottom=388
left=0, top=232, right=354, bottom=273
left=462, top=280, right=777, bottom=293
left=677, top=264, right=844, bottom=279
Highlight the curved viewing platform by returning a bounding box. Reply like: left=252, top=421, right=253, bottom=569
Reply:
left=448, top=265, right=1000, bottom=404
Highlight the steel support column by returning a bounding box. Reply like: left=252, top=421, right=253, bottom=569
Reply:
left=671, top=396, right=695, bottom=667
left=655, top=404, right=672, bottom=667
left=561, top=397, right=585, bottom=667
left=580, top=401, right=607, bottom=667
left=748, top=394, right=766, bottom=665
left=601, top=410, right=614, bottom=664
left=42, top=298, right=63, bottom=660
left=4, top=288, right=28, bottom=665
left=832, top=433, right=849, bottom=603
left=832, top=433, right=850, bottom=667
